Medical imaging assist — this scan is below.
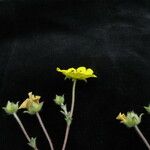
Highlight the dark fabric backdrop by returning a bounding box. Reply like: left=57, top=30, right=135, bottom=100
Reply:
left=0, top=0, right=150, bottom=150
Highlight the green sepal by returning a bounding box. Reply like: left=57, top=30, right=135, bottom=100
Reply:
left=28, top=137, right=37, bottom=149
left=24, top=102, right=44, bottom=115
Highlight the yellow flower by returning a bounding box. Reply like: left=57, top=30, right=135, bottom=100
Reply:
left=56, top=66, right=97, bottom=80
left=116, top=112, right=127, bottom=123
left=19, top=92, right=41, bottom=109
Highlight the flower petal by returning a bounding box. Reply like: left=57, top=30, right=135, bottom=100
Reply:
left=57, top=66, right=97, bottom=80
left=19, top=99, right=29, bottom=109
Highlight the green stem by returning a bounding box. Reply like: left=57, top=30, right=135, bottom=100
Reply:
left=36, top=112, right=54, bottom=150
left=62, top=80, right=77, bottom=150
left=134, top=125, right=150, bottom=150
left=70, top=80, right=77, bottom=117
left=13, top=113, right=38, bottom=150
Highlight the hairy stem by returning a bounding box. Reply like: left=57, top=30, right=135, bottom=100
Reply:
left=13, top=113, right=30, bottom=141
left=62, top=80, right=77, bottom=150
left=36, top=112, right=54, bottom=150
left=134, top=125, right=150, bottom=150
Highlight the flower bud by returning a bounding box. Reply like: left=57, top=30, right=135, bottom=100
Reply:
left=54, top=95, right=64, bottom=106
left=144, top=105, right=150, bottom=114
left=28, top=137, right=37, bottom=149
left=3, top=101, right=19, bottom=114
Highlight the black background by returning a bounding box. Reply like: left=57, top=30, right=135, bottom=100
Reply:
left=0, top=0, right=150, bottom=150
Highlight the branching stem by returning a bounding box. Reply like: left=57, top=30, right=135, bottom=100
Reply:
left=13, top=113, right=38, bottom=150
left=62, top=80, right=77, bottom=150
